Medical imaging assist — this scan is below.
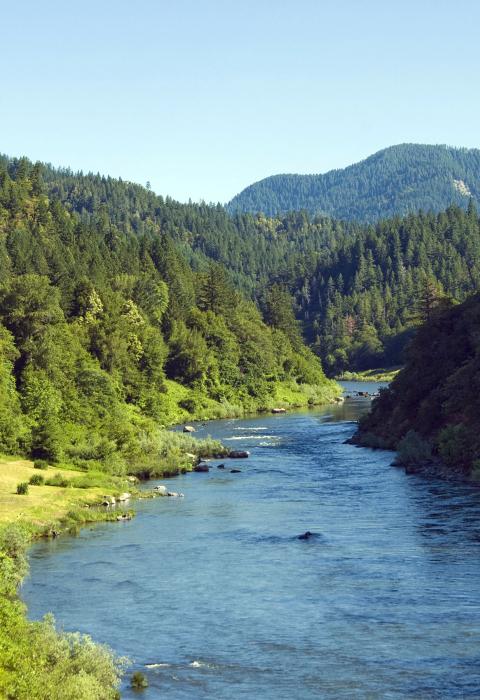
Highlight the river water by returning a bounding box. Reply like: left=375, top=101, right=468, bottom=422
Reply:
left=22, top=382, right=480, bottom=698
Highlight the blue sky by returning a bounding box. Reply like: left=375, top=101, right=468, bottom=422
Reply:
left=2, top=0, right=479, bottom=202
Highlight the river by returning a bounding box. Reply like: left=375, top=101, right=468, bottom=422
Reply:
left=22, top=382, right=480, bottom=698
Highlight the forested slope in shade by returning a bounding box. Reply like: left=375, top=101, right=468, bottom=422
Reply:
left=353, top=294, right=480, bottom=478
left=298, top=202, right=480, bottom=374
left=0, top=160, right=338, bottom=474
left=227, top=144, right=480, bottom=222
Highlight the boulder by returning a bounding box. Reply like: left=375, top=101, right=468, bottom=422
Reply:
left=272, top=407, right=286, bottom=413
left=117, top=492, right=131, bottom=502
left=101, top=495, right=116, bottom=506
left=117, top=513, right=132, bottom=521
left=167, top=491, right=184, bottom=497
left=228, top=450, right=250, bottom=459
left=230, top=469, right=242, bottom=473
left=217, top=464, right=225, bottom=469
left=183, top=425, right=196, bottom=433
left=194, top=463, right=209, bottom=473
left=127, top=475, right=138, bottom=483
left=153, top=484, right=168, bottom=495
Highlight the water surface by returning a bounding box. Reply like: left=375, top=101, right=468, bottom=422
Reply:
left=23, top=383, right=480, bottom=698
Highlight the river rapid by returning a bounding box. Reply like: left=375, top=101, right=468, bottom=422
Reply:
left=22, top=382, right=480, bottom=698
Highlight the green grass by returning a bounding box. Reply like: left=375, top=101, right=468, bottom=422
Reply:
left=0, top=456, right=135, bottom=528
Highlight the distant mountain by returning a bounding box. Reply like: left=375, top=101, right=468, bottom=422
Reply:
left=227, top=144, right=480, bottom=222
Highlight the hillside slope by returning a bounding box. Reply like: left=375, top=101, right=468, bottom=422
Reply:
left=227, top=144, right=480, bottom=222
left=353, top=294, right=480, bottom=478
left=0, top=160, right=338, bottom=476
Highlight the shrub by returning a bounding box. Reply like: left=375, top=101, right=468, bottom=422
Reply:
left=29, top=474, right=44, bottom=486
left=45, top=473, right=70, bottom=488
left=357, top=432, right=392, bottom=450
left=437, top=424, right=472, bottom=469
left=16, top=482, right=29, bottom=495
left=131, top=671, right=149, bottom=689
left=397, top=430, right=432, bottom=465
left=34, top=459, right=49, bottom=470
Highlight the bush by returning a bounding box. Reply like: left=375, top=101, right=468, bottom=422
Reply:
left=45, top=472, right=70, bottom=488
left=34, top=459, right=49, bottom=470
left=16, top=482, right=29, bottom=495
left=131, top=671, right=149, bottom=689
left=357, top=431, right=392, bottom=450
left=437, top=424, right=472, bottom=469
left=29, top=474, right=44, bottom=486
left=397, top=430, right=432, bottom=465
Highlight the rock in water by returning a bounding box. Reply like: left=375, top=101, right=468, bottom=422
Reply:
left=228, top=450, right=250, bottom=459
left=194, top=463, right=209, bottom=472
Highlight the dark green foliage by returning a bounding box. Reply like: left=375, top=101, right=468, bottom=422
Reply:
left=299, top=204, right=480, bottom=373
left=356, top=295, right=480, bottom=475
left=15, top=482, right=29, bottom=495
left=131, top=671, right=149, bottom=689
left=28, top=474, right=44, bottom=486
left=397, top=431, right=433, bottom=465
left=33, top=459, right=49, bottom=470
left=227, top=144, right=480, bottom=222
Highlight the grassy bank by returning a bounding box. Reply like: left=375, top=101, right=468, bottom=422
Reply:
left=153, top=377, right=341, bottom=425
left=0, top=454, right=136, bottom=698
left=0, top=456, right=131, bottom=528
left=0, top=382, right=340, bottom=698
left=336, top=367, right=401, bottom=383
left=0, top=427, right=227, bottom=699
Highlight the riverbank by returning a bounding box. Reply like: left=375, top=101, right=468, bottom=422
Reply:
left=22, top=396, right=480, bottom=700
left=336, top=367, right=401, bottom=383
left=156, top=377, right=341, bottom=425
left=0, top=384, right=342, bottom=699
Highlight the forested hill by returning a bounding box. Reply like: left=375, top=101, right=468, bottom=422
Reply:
left=353, top=294, right=480, bottom=480
left=3, top=154, right=480, bottom=380
left=227, top=144, right=480, bottom=222
left=0, top=159, right=338, bottom=472
left=293, top=202, right=480, bottom=375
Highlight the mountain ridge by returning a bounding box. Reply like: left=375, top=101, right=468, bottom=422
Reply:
left=227, top=143, right=480, bottom=222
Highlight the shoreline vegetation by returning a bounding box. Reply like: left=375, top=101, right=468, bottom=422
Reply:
left=336, top=367, right=401, bottom=383
left=0, top=387, right=339, bottom=699
left=350, top=294, right=480, bottom=485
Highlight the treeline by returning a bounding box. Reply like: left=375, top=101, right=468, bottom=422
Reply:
left=353, top=293, right=480, bottom=478
left=4, top=154, right=480, bottom=382
left=0, top=160, right=337, bottom=472
left=297, top=202, right=480, bottom=374
left=227, top=143, right=480, bottom=222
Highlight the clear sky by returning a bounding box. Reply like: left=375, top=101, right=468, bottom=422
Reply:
left=2, top=0, right=479, bottom=203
